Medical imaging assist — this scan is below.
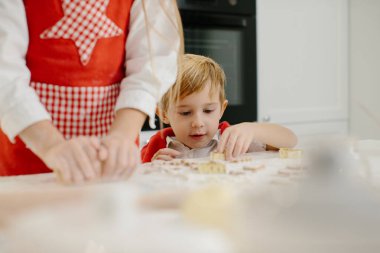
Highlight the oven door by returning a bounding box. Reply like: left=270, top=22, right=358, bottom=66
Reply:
left=181, top=11, right=257, bottom=124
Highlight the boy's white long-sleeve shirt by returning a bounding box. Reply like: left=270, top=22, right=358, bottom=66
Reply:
left=0, top=0, right=180, bottom=141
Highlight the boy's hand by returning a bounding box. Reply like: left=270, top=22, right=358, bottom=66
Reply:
left=99, top=134, right=140, bottom=180
left=217, top=122, right=255, bottom=160
left=152, top=148, right=181, bottom=161
left=41, top=136, right=102, bottom=184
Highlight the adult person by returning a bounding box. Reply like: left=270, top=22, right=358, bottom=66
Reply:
left=0, top=0, right=183, bottom=183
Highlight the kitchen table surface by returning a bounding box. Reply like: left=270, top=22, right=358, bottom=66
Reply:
left=1, top=149, right=379, bottom=253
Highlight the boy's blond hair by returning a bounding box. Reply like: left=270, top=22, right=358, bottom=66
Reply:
left=160, top=54, right=226, bottom=113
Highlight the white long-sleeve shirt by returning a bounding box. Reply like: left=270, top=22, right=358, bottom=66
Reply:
left=0, top=0, right=180, bottom=141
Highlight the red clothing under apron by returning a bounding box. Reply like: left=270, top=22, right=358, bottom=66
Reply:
left=0, top=0, right=134, bottom=176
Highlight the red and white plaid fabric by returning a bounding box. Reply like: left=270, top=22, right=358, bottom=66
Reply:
left=40, top=0, right=123, bottom=65
left=30, top=82, right=120, bottom=139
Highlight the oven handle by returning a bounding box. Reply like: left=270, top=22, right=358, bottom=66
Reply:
left=181, top=13, right=248, bottom=28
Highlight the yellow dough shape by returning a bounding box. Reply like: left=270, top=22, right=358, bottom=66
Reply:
left=279, top=148, right=303, bottom=159
left=210, top=151, right=226, bottom=161
left=197, top=161, right=227, bottom=174
left=181, top=184, right=237, bottom=230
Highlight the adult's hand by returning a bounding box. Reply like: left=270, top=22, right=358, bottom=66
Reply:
left=41, top=136, right=102, bottom=184
left=100, top=108, right=146, bottom=180
left=19, top=120, right=101, bottom=184
left=100, top=134, right=140, bottom=179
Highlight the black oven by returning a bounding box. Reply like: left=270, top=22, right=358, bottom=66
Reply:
left=179, top=0, right=257, bottom=125
left=142, top=0, right=256, bottom=130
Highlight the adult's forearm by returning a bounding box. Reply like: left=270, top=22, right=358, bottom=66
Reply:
left=18, top=120, right=65, bottom=159
left=109, top=108, right=147, bottom=140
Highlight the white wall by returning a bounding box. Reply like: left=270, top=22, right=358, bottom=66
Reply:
left=257, top=0, right=349, bottom=139
left=349, top=0, right=380, bottom=139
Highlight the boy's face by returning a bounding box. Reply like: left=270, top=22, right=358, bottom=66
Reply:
left=163, top=81, right=228, bottom=149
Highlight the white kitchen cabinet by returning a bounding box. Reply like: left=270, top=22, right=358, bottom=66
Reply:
left=257, top=0, right=349, bottom=138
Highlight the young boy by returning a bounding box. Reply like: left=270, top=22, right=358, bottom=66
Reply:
left=141, top=54, right=297, bottom=162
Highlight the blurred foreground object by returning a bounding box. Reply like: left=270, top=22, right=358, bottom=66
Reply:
left=355, top=139, right=380, bottom=187
left=237, top=138, right=380, bottom=253
left=181, top=184, right=238, bottom=230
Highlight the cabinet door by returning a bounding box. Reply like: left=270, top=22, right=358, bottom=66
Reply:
left=257, top=0, right=348, bottom=135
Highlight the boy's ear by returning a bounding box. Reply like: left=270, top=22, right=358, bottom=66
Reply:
left=220, top=100, right=228, bottom=119
left=156, top=107, right=170, bottom=124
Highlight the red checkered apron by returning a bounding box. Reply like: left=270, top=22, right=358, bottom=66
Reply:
left=0, top=0, right=134, bottom=176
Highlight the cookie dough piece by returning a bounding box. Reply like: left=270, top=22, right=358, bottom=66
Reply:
left=279, top=148, right=303, bottom=159
left=210, top=151, right=226, bottom=161
left=181, top=184, right=237, bottom=230
left=198, top=161, right=227, bottom=174
left=243, top=164, right=265, bottom=172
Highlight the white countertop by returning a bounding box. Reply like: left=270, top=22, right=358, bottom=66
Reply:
left=0, top=152, right=295, bottom=253
left=2, top=149, right=379, bottom=253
